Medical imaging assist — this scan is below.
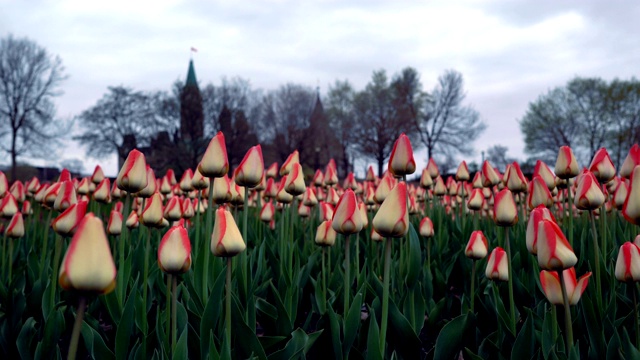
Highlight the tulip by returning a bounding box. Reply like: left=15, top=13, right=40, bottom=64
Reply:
left=366, top=166, right=377, bottom=182
left=298, top=203, right=311, bottom=217
left=554, top=146, right=579, bottom=179
left=21, top=200, right=32, bottom=215
left=372, top=182, right=409, bottom=238
left=588, top=148, right=616, bottom=183
left=0, top=193, right=18, bottom=218
left=91, top=165, right=104, bottom=184
left=312, top=169, right=324, bottom=186
left=77, top=178, right=90, bottom=196
left=110, top=181, right=123, bottom=199
left=158, top=225, right=192, bottom=274
left=93, top=178, right=111, bottom=203
left=419, top=217, right=434, bottom=238
left=433, top=176, right=447, bottom=196
left=481, top=160, right=501, bottom=187
left=265, top=162, right=278, bottom=179
left=211, top=206, right=246, bottom=257
left=505, top=161, right=527, bottom=193
left=485, top=247, right=508, bottom=281
left=315, top=220, right=337, bottom=247
left=191, top=168, right=210, bottom=190
left=493, top=189, right=518, bottom=227
left=26, top=176, right=40, bottom=194
left=332, top=189, right=363, bottom=235
left=527, top=176, right=553, bottom=209
left=620, top=144, right=640, bottom=178
left=343, top=172, right=358, bottom=191
left=59, top=168, right=71, bottom=182
left=540, top=268, right=591, bottom=305
left=179, top=169, right=194, bottom=192
left=466, top=231, right=488, bottom=260
left=199, top=131, right=229, bottom=178
left=471, top=172, right=483, bottom=189
left=526, top=205, right=556, bottom=255
left=615, top=242, right=640, bottom=282
left=126, top=211, right=139, bottom=229
left=467, top=188, right=485, bottom=211
left=280, top=150, right=300, bottom=176
left=260, top=201, right=275, bottom=223
left=284, top=163, right=306, bottom=196
left=573, top=170, right=605, bottom=211
left=164, top=196, right=183, bottom=221
left=140, top=192, right=164, bottom=227
left=52, top=201, right=88, bottom=236
left=532, top=160, right=556, bottom=191
left=388, top=133, right=416, bottom=177
left=324, top=164, right=338, bottom=186
left=159, top=175, right=172, bottom=195
left=59, top=213, right=116, bottom=293
left=116, top=149, right=148, bottom=192
left=235, top=145, right=264, bottom=188
left=319, top=202, right=334, bottom=222
left=212, top=175, right=232, bottom=204
left=455, top=160, right=470, bottom=181
left=374, top=173, right=396, bottom=204
left=5, top=212, right=24, bottom=238
left=107, top=210, right=123, bottom=235
left=0, top=171, right=8, bottom=197
left=358, top=202, right=368, bottom=228
left=420, top=168, right=433, bottom=189
left=537, top=219, right=577, bottom=270
left=53, top=180, right=77, bottom=211
left=276, top=177, right=294, bottom=204
left=427, top=158, right=440, bottom=179
left=302, top=187, right=318, bottom=206
left=623, top=166, right=640, bottom=225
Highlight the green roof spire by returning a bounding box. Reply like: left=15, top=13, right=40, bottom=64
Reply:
left=186, top=59, right=198, bottom=86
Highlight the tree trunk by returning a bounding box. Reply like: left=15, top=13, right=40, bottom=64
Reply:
left=11, top=129, right=17, bottom=181
left=377, top=158, right=384, bottom=178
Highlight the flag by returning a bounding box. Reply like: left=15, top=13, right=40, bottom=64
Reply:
left=191, top=47, right=198, bottom=52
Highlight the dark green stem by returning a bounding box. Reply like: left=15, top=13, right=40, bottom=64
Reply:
left=142, top=227, right=152, bottom=355
left=166, top=275, right=171, bottom=345
left=589, top=211, right=603, bottom=312
left=344, top=235, right=350, bottom=315
left=567, top=186, right=574, bottom=247
left=203, top=181, right=214, bottom=298
left=380, top=238, right=392, bottom=356
left=559, top=270, right=574, bottom=354
left=172, top=275, right=178, bottom=356
left=470, top=259, right=476, bottom=313
left=505, top=228, right=516, bottom=334
left=634, top=285, right=639, bottom=350
left=40, top=209, right=53, bottom=272
left=118, top=194, right=131, bottom=306
left=67, top=296, right=86, bottom=360
left=225, top=257, right=232, bottom=356
left=50, top=235, right=63, bottom=311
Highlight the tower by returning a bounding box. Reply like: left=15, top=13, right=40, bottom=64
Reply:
left=180, top=59, right=204, bottom=141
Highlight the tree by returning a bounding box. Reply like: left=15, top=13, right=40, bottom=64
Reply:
left=326, top=80, right=357, bottom=175
left=606, top=78, right=640, bottom=167
left=74, top=86, right=172, bottom=168
left=352, top=69, right=421, bottom=176
left=416, top=70, right=486, bottom=162
left=485, top=144, right=516, bottom=172
left=0, top=35, right=67, bottom=180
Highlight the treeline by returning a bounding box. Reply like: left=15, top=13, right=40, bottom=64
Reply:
left=73, top=68, right=486, bottom=178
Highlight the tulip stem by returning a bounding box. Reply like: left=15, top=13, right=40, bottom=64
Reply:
left=504, top=228, right=516, bottom=334
left=225, top=257, right=232, bottom=357
left=203, top=180, right=214, bottom=299
left=166, top=275, right=171, bottom=345
left=1, top=232, right=5, bottom=280
left=39, top=209, right=53, bottom=273
left=380, top=238, right=392, bottom=356
left=142, top=227, right=152, bottom=355
left=67, top=296, right=86, bottom=360
left=567, top=186, right=574, bottom=247
left=470, top=259, right=476, bottom=313
left=118, top=194, right=131, bottom=306
left=427, top=238, right=431, bottom=271
left=322, top=247, right=327, bottom=308
left=50, top=235, right=63, bottom=311
left=242, top=186, right=249, bottom=309
left=195, top=191, right=202, bottom=263
left=492, top=282, right=502, bottom=338
left=551, top=304, right=558, bottom=341
left=588, top=211, right=603, bottom=312
left=634, top=285, right=639, bottom=350
left=7, top=237, right=13, bottom=282
left=171, top=275, right=178, bottom=356
left=558, top=270, right=574, bottom=355
left=344, top=234, right=350, bottom=315
left=356, top=232, right=360, bottom=290
left=461, top=181, right=466, bottom=231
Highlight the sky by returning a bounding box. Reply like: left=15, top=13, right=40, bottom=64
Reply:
left=1, top=0, right=639, bottom=177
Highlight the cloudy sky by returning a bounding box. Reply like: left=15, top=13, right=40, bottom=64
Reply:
left=2, top=0, right=639, bottom=176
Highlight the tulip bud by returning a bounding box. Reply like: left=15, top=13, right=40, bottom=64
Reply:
left=54, top=180, right=77, bottom=212
left=485, top=247, right=508, bottom=281
left=537, top=219, right=577, bottom=270
left=59, top=168, right=71, bottom=182
left=302, top=187, right=318, bottom=207
left=26, top=176, right=40, bottom=194
left=211, top=206, right=246, bottom=257
left=620, top=144, right=640, bottom=178
left=324, top=164, right=338, bottom=187
left=126, top=211, right=140, bottom=229
left=614, top=180, right=629, bottom=210
left=276, top=177, right=294, bottom=204
left=332, top=189, right=363, bottom=235
left=164, top=196, right=183, bottom=221
left=527, top=176, right=553, bottom=210
left=481, top=160, right=500, bottom=187
left=455, top=161, right=470, bottom=181
left=21, top=200, right=32, bottom=215
left=7, top=181, right=24, bottom=204
left=366, top=166, right=377, bottom=183
left=298, top=203, right=311, bottom=218
left=284, top=163, right=306, bottom=196
left=493, top=189, right=518, bottom=227
left=77, top=178, right=90, bottom=196
left=623, top=166, right=640, bottom=225
left=159, top=175, right=172, bottom=195
left=5, top=212, right=24, bottom=238
left=343, top=172, right=358, bottom=191
left=158, top=225, right=192, bottom=274
left=260, top=201, right=275, bottom=223
left=0, top=193, right=19, bottom=218
left=141, top=193, right=164, bottom=227
left=371, top=228, right=384, bottom=242
left=280, top=150, right=300, bottom=176
left=315, top=220, right=337, bottom=247
left=526, top=205, right=556, bottom=255
left=419, top=217, right=434, bottom=237
left=0, top=171, right=8, bottom=197
left=265, top=162, right=278, bottom=179
left=554, top=146, right=579, bottom=179
left=505, top=162, right=527, bottom=193
left=388, top=133, right=416, bottom=177
left=58, top=213, right=117, bottom=294
left=116, top=149, right=148, bottom=192
left=212, top=175, right=232, bottom=204
left=575, top=170, right=605, bottom=210
left=191, top=168, right=210, bottom=190
left=433, top=176, right=447, bottom=196
left=615, top=242, right=640, bottom=282
left=358, top=202, right=368, bottom=228
left=199, top=131, right=229, bottom=178
left=179, top=169, right=194, bottom=192
left=52, top=201, right=88, bottom=236
left=107, top=210, right=123, bottom=235
left=372, top=182, right=409, bottom=238
left=235, top=145, right=264, bottom=188
left=91, top=165, right=104, bottom=184
left=467, top=188, right=485, bottom=211
left=319, top=202, right=334, bottom=222
left=374, top=173, right=396, bottom=204
left=540, top=268, right=591, bottom=305
left=111, top=181, right=123, bottom=199
left=420, top=168, right=433, bottom=189
left=427, top=158, right=439, bottom=179
left=588, top=148, right=616, bottom=183
left=312, top=169, right=324, bottom=186
left=93, top=178, right=111, bottom=203
left=465, top=230, right=488, bottom=259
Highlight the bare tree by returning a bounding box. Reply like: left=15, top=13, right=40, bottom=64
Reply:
left=485, top=144, right=516, bottom=172
left=417, top=70, right=486, bottom=161
left=606, top=78, right=640, bottom=167
left=0, top=35, right=67, bottom=180
left=325, top=80, right=357, bottom=175
left=567, top=77, right=609, bottom=159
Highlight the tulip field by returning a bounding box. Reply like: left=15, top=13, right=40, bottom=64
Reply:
left=3, top=133, right=640, bottom=359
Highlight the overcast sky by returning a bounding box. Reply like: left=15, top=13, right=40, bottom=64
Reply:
left=2, top=0, right=639, bottom=176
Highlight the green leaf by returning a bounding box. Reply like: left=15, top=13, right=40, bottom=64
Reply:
left=511, top=309, right=535, bottom=360
left=621, top=328, right=640, bottom=359
left=231, top=295, right=268, bottom=360
left=116, top=280, right=138, bottom=359
left=17, top=317, right=37, bottom=360
left=366, top=307, right=382, bottom=360
left=268, top=328, right=308, bottom=360
left=541, top=306, right=558, bottom=359
left=172, top=327, right=188, bottom=360
left=101, top=289, right=122, bottom=325
left=464, top=347, right=486, bottom=360
left=199, top=269, right=225, bottom=359
left=343, top=292, right=363, bottom=356
left=405, top=223, right=422, bottom=286
left=434, top=313, right=475, bottom=360
left=327, top=304, right=344, bottom=360
left=81, top=321, right=115, bottom=360
left=581, top=296, right=605, bottom=357
left=37, top=308, right=65, bottom=359
left=313, top=276, right=326, bottom=315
